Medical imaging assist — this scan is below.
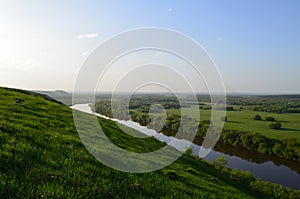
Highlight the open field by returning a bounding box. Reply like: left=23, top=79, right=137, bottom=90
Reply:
left=92, top=95, right=300, bottom=140
left=167, top=106, right=300, bottom=140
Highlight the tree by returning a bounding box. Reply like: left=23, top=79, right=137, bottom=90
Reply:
left=272, top=143, right=282, bottom=154
left=226, top=106, right=234, bottom=111
left=269, top=122, right=281, bottom=130
left=214, top=156, right=227, bottom=167
left=253, top=115, right=262, bottom=120
left=258, top=143, right=268, bottom=153
left=265, top=116, right=275, bottom=121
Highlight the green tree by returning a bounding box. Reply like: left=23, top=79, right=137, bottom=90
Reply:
left=265, top=116, right=275, bottom=121
left=214, top=156, right=227, bottom=167
left=253, top=115, right=262, bottom=120
left=258, top=143, right=268, bottom=153
left=272, top=143, right=282, bottom=154
left=269, top=122, right=281, bottom=129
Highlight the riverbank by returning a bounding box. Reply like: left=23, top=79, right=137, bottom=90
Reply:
left=73, top=103, right=300, bottom=189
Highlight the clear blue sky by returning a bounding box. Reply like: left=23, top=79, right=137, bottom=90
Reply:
left=0, top=0, right=299, bottom=93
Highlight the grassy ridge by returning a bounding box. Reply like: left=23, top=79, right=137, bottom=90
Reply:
left=0, top=87, right=254, bottom=198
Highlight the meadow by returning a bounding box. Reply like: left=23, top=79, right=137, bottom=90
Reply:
left=168, top=106, right=300, bottom=140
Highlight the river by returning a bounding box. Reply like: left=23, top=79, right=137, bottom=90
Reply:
left=71, top=104, right=300, bottom=189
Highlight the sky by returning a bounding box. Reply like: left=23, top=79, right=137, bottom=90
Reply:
left=0, top=0, right=299, bottom=93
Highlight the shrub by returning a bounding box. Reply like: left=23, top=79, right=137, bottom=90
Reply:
left=184, top=147, right=192, bottom=155
left=265, top=116, right=275, bottom=121
left=165, top=170, right=177, bottom=180
left=269, top=122, right=282, bottom=130
left=226, top=106, right=234, bottom=111
left=253, top=115, right=262, bottom=120
left=213, top=156, right=227, bottom=168
left=230, top=169, right=255, bottom=184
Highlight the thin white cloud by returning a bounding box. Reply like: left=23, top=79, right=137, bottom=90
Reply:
left=167, top=8, right=173, bottom=12
left=78, top=33, right=99, bottom=39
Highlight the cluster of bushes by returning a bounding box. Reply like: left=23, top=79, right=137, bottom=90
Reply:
left=214, top=106, right=234, bottom=111
left=253, top=115, right=282, bottom=129
left=269, top=122, right=282, bottom=130
left=253, top=115, right=262, bottom=120
left=199, top=106, right=211, bottom=110
left=208, top=156, right=300, bottom=198
left=228, top=95, right=300, bottom=114
left=219, top=130, right=300, bottom=160
left=265, top=116, right=276, bottom=121
left=228, top=97, right=278, bottom=106
left=252, top=106, right=300, bottom=113
left=253, top=115, right=275, bottom=122
left=138, top=110, right=299, bottom=160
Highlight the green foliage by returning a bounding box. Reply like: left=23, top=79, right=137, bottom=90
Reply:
left=213, top=156, right=228, bottom=172
left=249, top=179, right=300, bottom=198
left=230, top=169, right=255, bottom=185
left=253, top=115, right=262, bottom=120
left=269, top=122, right=282, bottom=130
left=184, top=147, right=192, bottom=155
left=226, top=106, right=234, bottom=111
left=229, top=95, right=300, bottom=113
left=258, top=143, right=268, bottom=153
left=220, top=129, right=300, bottom=160
left=214, top=156, right=227, bottom=167
left=265, top=116, right=276, bottom=121
left=210, top=160, right=300, bottom=199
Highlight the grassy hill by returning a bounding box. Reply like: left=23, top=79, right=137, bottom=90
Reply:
left=0, top=86, right=296, bottom=198
left=34, top=90, right=72, bottom=106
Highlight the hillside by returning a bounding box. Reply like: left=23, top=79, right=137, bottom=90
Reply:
left=0, top=86, right=293, bottom=198
left=34, top=90, right=72, bottom=106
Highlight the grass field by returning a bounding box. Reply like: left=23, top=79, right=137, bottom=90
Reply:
left=168, top=106, right=300, bottom=140
left=0, top=87, right=257, bottom=198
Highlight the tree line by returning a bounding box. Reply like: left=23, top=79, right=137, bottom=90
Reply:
left=205, top=156, right=300, bottom=198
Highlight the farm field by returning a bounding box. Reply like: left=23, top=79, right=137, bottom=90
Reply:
left=167, top=106, right=300, bottom=140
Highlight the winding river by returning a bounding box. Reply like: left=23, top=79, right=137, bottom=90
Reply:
left=71, top=104, right=300, bottom=189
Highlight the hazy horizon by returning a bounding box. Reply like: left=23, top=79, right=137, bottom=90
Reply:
left=33, top=88, right=300, bottom=96
left=1, top=1, right=299, bottom=93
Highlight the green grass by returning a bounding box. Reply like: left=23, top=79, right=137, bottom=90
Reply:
left=0, top=87, right=256, bottom=198
left=168, top=106, right=300, bottom=140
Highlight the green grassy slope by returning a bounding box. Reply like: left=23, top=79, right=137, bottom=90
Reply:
left=0, top=87, right=257, bottom=198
